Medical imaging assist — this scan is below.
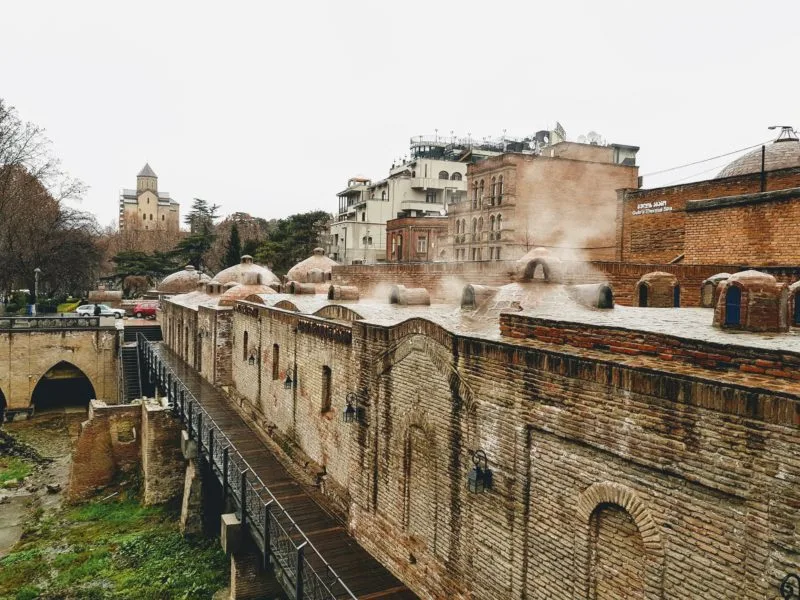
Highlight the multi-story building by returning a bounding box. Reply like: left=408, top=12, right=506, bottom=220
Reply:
left=118, top=163, right=180, bottom=232
left=386, top=215, right=448, bottom=262
left=328, top=134, right=519, bottom=264
left=450, top=139, right=639, bottom=262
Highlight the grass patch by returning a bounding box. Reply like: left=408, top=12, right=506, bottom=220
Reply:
left=0, top=493, right=228, bottom=600
left=0, top=456, right=33, bottom=485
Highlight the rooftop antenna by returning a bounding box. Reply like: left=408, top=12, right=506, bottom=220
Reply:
left=768, top=125, right=799, bottom=142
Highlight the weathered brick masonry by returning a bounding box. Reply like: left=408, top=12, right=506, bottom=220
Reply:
left=223, top=300, right=800, bottom=600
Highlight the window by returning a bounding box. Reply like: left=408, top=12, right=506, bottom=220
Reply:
left=362, top=236, right=373, bottom=246
left=472, top=182, right=478, bottom=209
left=361, top=212, right=366, bottom=222
left=471, top=218, right=477, bottom=236
left=725, top=286, right=741, bottom=325
left=478, top=217, right=483, bottom=232
left=381, top=190, right=386, bottom=200
left=471, top=248, right=477, bottom=261
left=243, top=331, right=249, bottom=361
left=478, top=180, right=484, bottom=206
left=161, top=214, right=165, bottom=221
left=491, top=177, right=496, bottom=203
left=149, top=213, right=153, bottom=220
left=272, top=344, right=280, bottom=380
left=451, top=172, right=462, bottom=181
left=490, top=215, right=495, bottom=232
left=495, top=247, right=501, bottom=260
left=321, top=366, right=332, bottom=412
left=392, top=236, right=397, bottom=255
left=417, top=236, right=428, bottom=253
left=638, top=284, right=648, bottom=307
left=146, top=198, right=149, bottom=204
left=497, top=175, right=504, bottom=204
left=673, top=285, right=681, bottom=307
left=438, top=170, right=449, bottom=179
left=426, top=190, right=436, bottom=203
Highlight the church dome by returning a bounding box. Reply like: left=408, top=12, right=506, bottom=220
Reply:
left=159, top=265, right=212, bottom=294
left=215, top=255, right=280, bottom=286
left=716, top=131, right=800, bottom=178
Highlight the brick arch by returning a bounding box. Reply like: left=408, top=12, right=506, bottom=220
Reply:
left=373, top=326, right=476, bottom=416
left=313, top=305, right=364, bottom=321
left=30, top=360, right=98, bottom=410
left=274, top=299, right=300, bottom=312
left=574, top=482, right=664, bottom=599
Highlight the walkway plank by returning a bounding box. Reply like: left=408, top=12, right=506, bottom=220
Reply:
left=152, top=343, right=417, bottom=600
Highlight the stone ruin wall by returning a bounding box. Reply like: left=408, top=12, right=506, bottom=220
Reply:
left=225, top=304, right=800, bottom=600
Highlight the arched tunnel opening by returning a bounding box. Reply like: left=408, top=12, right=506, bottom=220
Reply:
left=31, top=361, right=95, bottom=413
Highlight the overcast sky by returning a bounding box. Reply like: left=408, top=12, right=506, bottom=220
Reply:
left=1, top=0, right=798, bottom=227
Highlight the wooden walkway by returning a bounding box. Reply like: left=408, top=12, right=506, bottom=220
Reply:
left=153, top=343, right=417, bottom=600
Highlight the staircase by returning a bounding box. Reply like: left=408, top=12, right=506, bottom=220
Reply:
left=123, top=324, right=162, bottom=343
left=121, top=346, right=141, bottom=401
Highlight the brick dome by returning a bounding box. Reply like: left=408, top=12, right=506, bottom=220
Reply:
left=515, top=247, right=562, bottom=282
left=215, top=255, right=280, bottom=286
left=716, top=138, right=800, bottom=178
left=635, top=271, right=680, bottom=308
left=286, top=248, right=338, bottom=284
left=713, top=270, right=788, bottom=332
left=159, top=265, right=212, bottom=294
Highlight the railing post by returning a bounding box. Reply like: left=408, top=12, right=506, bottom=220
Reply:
left=197, top=411, right=203, bottom=453
left=187, top=401, right=193, bottom=440
left=222, top=446, right=229, bottom=499
left=240, top=470, right=248, bottom=528
left=167, top=373, right=172, bottom=405
left=262, top=500, right=273, bottom=571
left=295, top=542, right=307, bottom=600
left=180, top=389, right=185, bottom=419
left=208, top=428, right=214, bottom=471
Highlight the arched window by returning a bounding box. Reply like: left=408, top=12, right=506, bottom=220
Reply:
left=272, top=344, right=280, bottom=380
left=478, top=180, right=484, bottom=206
left=725, top=286, right=741, bottom=325
left=381, top=190, right=386, bottom=200
left=491, top=176, right=496, bottom=203
left=478, top=216, right=484, bottom=231
left=243, top=331, right=249, bottom=361
left=149, top=213, right=153, bottom=221
left=146, top=198, right=149, bottom=204
left=471, top=218, right=477, bottom=234
left=673, top=285, right=681, bottom=307
left=161, top=214, right=165, bottom=221
left=497, top=175, right=504, bottom=204
left=472, top=182, right=478, bottom=209
left=438, top=170, right=449, bottom=179
left=451, top=172, right=462, bottom=181
left=497, top=214, right=502, bottom=230
left=490, top=215, right=495, bottom=231
left=321, top=366, right=332, bottom=412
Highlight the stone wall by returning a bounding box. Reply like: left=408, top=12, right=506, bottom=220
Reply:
left=0, top=326, right=119, bottom=410
left=618, top=166, right=800, bottom=263
left=141, top=401, right=184, bottom=506
left=69, top=401, right=141, bottom=500
left=219, top=302, right=800, bottom=600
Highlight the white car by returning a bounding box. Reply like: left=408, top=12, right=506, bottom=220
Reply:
left=75, top=304, right=125, bottom=318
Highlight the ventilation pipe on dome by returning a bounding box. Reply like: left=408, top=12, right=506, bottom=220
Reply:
left=568, top=283, right=615, bottom=309
left=389, top=284, right=430, bottom=306
left=288, top=281, right=316, bottom=295
left=328, top=285, right=360, bottom=301
left=461, top=284, right=498, bottom=310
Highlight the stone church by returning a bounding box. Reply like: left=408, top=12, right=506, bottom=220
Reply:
left=118, top=163, right=180, bottom=232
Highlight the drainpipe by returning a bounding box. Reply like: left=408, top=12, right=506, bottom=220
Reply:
left=760, top=145, right=766, bottom=192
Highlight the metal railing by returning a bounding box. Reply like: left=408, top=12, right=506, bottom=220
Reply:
left=139, top=335, right=357, bottom=600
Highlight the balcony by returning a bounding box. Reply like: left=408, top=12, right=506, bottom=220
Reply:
left=410, top=178, right=467, bottom=192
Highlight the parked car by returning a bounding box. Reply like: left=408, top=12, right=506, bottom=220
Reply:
left=75, top=304, right=125, bottom=318
left=133, top=302, right=158, bottom=319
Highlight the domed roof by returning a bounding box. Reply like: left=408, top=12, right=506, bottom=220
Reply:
left=286, top=248, right=338, bottom=283
left=638, top=271, right=677, bottom=283
left=717, top=136, right=800, bottom=178
left=727, top=269, right=777, bottom=287
left=218, top=281, right=277, bottom=307
left=215, top=255, right=280, bottom=286
left=159, top=265, right=212, bottom=294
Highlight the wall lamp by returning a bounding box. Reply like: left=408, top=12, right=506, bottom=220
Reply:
left=467, top=449, right=493, bottom=494
left=781, top=574, right=800, bottom=599
left=248, top=353, right=256, bottom=365
left=284, top=364, right=296, bottom=390
left=343, top=391, right=363, bottom=424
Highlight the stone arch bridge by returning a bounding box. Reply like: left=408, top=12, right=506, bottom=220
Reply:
left=0, top=316, right=119, bottom=418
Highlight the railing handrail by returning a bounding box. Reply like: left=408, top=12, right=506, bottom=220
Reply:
left=139, top=334, right=357, bottom=600
left=0, top=315, right=108, bottom=329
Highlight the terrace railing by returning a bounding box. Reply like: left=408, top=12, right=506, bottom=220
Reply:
left=0, top=316, right=106, bottom=330
left=138, top=334, right=358, bottom=600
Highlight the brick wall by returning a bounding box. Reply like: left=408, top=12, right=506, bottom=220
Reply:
left=69, top=401, right=141, bottom=500
left=219, top=304, right=800, bottom=600
left=685, top=188, right=800, bottom=265
left=619, top=167, right=800, bottom=263
left=141, top=402, right=184, bottom=506
left=0, top=327, right=118, bottom=410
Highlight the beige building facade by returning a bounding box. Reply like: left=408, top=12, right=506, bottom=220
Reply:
left=450, top=141, right=639, bottom=262
left=119, top=163, right=180, bottom=232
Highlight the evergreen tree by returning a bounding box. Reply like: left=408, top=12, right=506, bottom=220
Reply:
left=223, top=222, right=242, bottom=268
left=254, top=210, right=330, bottom=276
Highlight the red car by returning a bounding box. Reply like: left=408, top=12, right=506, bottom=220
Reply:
left=133, top=302, right=158, bottom=319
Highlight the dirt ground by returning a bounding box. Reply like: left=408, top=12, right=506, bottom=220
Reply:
left=0, top=408, right=84, bottom=557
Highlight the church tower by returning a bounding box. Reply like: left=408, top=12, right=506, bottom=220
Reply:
left=136, top=163, right=158, bottom=193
